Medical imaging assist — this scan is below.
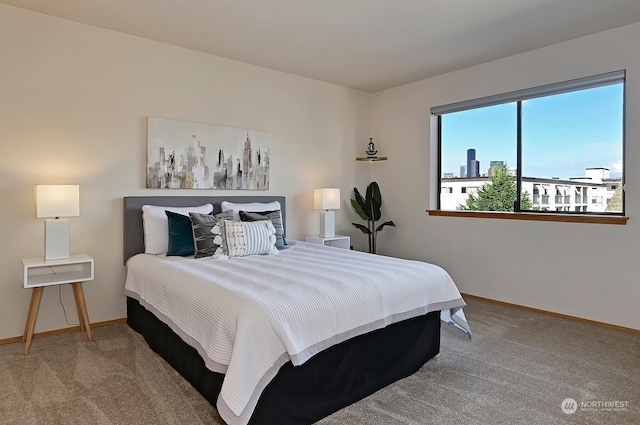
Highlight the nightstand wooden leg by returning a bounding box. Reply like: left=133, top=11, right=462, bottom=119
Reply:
left=23, top=289, right=38, bottom=343
left=23, top=286, right=43, bottom=355
left=75, top=292, right=85, bottom=332
left=72, top=282, right=92, bottom=342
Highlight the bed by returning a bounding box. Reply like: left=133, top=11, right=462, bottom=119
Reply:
left=123, top=196, right=470, bottom=425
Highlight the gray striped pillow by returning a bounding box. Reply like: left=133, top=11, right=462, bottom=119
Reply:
left=223, top=220, right=279, bottom=257
left=239, top=210, right=286, bottom=248
left=189, top=212, right=233, bottom=258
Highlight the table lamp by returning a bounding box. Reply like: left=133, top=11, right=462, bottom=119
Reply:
left=36, top=185, right=80, bottom=261
left=314, top=188, right=340, bottom=237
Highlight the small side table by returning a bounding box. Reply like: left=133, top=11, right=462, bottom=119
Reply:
left=22, top=254, right=95, bottom=355
left=305, top=235, right=351, bottom=250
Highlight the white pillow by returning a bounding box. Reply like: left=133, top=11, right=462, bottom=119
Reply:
left=142, top=204, right=213, bottom=254
left=223, top=220, right=279, bottom=257
left=221, top=200, right=282, bottom=221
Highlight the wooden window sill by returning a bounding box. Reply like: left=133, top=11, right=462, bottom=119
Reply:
left=426, top=210, right=628, bottom=225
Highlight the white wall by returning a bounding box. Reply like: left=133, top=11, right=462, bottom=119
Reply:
left=0, top=5, right=370, bottom=340
left=371, top=23, right=640, bottom=330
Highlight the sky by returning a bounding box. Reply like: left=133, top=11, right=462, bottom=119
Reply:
left=440, top=83, right=624, bottom=180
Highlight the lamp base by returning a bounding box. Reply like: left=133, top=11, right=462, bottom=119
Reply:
left=319, top=210, right=335, bottom=238
left=45, top=218, right=70, bottom=261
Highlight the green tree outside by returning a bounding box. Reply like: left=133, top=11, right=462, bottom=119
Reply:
left=457, top=164, right=534, bottom=211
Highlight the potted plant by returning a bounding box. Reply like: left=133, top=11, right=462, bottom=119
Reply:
left=351, top=181, right=396, bottom=254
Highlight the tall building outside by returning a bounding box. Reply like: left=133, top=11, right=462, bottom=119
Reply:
left=467, top=149, right=479, bottom=178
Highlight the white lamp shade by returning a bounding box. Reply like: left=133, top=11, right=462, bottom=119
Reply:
left=314, top=188, right=341, bottom=210
left=36, top=185, right=80, bottom=218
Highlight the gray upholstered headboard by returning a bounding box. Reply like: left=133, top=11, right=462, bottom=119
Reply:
left=123, top=195, right=286, bottom=264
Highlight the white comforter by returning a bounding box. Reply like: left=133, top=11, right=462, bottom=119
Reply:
left=124, top=241, right=469, bottom=425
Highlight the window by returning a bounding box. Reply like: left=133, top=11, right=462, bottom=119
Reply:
left=434, top=71, right=625, bottom=216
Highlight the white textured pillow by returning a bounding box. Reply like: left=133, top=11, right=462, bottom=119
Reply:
left=142, top=204, right=213, bottom=254
left=223, top=220, right=279, bottom=257
left=221, top=201, right=282, bottom=221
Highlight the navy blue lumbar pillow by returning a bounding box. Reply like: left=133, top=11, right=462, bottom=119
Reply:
left=166, top=210, right=195, bottom=256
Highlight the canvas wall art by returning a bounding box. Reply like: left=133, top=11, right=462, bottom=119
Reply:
left=146, top=117, right=270, bottom=190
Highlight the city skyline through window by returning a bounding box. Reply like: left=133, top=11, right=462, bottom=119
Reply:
left=440, top=84, right=622, bottom=181
left=436, top=75, right=624, bottom=214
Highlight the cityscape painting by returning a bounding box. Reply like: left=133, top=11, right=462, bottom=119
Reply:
left=146, top=117, right=269, bottom=190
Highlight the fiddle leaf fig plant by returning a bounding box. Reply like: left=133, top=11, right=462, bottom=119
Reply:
left=351, top=181, right=396, bottom=254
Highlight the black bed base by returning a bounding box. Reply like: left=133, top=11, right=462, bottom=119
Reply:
left=127, top=297, right=441, bottom=425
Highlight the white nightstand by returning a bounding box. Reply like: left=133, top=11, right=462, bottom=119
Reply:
left=305, top=235, right=351, bottom=250
left=21, top=254, right=95, bottom=355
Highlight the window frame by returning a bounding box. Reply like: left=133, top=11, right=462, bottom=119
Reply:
left=431, top=70, right=627, bottom=223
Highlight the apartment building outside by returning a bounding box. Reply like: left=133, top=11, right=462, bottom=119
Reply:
left=441, top=167, right=622, bottom=213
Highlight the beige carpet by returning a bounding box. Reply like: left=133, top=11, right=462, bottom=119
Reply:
left=1, top=297, right=638, bottom=424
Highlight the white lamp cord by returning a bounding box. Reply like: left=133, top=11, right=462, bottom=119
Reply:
left=58, top=285, right=79, bottom=327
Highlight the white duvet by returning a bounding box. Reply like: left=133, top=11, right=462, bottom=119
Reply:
left=124, top=241, right=470, bottom=425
